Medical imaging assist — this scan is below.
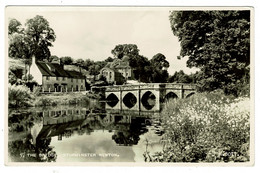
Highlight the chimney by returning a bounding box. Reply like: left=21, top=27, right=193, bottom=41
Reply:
left=32, top=55, right=36, bottom=64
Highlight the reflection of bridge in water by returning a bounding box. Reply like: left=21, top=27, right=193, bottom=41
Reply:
left=93, top=83, right=196, bottom=112
left=35, top=107, right=162, bottom=146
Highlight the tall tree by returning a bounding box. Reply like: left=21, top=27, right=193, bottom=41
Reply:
left=150, top=53, right=170, bottom=70
left=24, top=15, right=56, bottom=61
left=8, top=16, right=56, bottom=62
left=111, top=44, right=139, bottom=59
left=150, top=53, right=170, bottom=83
left=169, top=11, right=250, bottom=95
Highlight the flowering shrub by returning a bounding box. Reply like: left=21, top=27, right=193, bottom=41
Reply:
left=8, top=84, right=34, bottom=108
left=144, top=91, right=250, bottom=162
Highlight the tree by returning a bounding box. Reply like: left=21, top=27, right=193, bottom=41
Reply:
left=8, top=32, right=31, bottom=60
left=150, top=53, right=170, bottom=83
left=111, top=44, right=139, bottom=59
left=111, top=44, right=152, bottom=82
left=168, top=70, right=192, bottom=83
left=169, top=11, right=250, bottom=96
left=24, top=15, right=56, bottom=61
left=105, top=56, right=114, bottom=62
left=60, top=56, right=73, bottom=65
left=8, top=18, right=23, bottom=35
left=133, top=55, right=151, bottom=82
left=150, top=53, right=169, bottom=70
left=9, top=15, right=56, bottom=61
left=49, top=55, right=59, bottom=63
left=89, top=64, right=102, bottom=75
left=82, top=59, right=94, bottom=70
left=75, top=58, right=84, bottom=66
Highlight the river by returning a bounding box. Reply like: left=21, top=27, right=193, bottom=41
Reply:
left=8, top=102, right=164, bottom=162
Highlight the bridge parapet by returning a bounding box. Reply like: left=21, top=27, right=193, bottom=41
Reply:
left=164, top=83, right=196, bottom=90
left=105, top=86, right=121, bottom=92
left=120, top=85, right=141, bottom=91
left=182, top=84, right=196, bottom=90
left=139, top=83, right=160, bottom=89
left=105, top=85, right=142, bottom=92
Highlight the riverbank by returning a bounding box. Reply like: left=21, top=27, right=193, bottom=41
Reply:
left=8, top=84, right=100, bottom=108
left=145, top=90, right=250, bottom=162
left=34, top=91, right=99, bottom=107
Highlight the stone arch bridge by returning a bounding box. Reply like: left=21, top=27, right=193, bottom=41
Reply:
left=93, top=83, right=196, bottom=112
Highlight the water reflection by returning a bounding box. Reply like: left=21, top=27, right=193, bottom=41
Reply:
left=8, top=105, right=163, bottom=162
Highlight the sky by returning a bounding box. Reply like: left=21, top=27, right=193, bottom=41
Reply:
left=6, top=6, right=198, bottom=75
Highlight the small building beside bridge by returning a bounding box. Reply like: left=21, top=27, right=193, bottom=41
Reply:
left=99, top=56, right=133, bottom=85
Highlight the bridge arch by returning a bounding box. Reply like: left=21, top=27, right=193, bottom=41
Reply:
left=121, top=90, right=139, bottom=110
left=185, top=92, right=195, bottom=98
left=106, top=93, right=119, bottom=108
left=165, top=91, right=178, bottom=101
left=123, top=92, right=137, bottom=109
left=141, top=91, right=156, bottom=110
left=140, top=90, right=160, bottom=111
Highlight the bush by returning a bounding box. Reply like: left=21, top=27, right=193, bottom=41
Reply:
left=35, top=97, right=58, bottom=107
left=8, top=84, right=34, bottom=108
left=145, top=91, right=250, bottom=162
left=32, top=86, right=41, bottom=96
left=8, top=70, right=17, bottom=85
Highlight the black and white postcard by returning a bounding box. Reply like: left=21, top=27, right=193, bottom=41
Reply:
left=5, top=6, right=254, bottom=166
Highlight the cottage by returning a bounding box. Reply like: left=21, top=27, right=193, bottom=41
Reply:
left=29, top=55, right=86, bottom=92
left=99, top=56, right=133, bottom=85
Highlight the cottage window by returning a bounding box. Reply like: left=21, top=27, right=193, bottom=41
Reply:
left=71, top=78, right=73, bottom=82
left=46, top=76, right=49, bottom=80
left=56, top=77, right=59, bottom=81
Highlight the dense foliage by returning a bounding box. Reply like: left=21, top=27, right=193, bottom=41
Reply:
left=9, top=15, right=56, bottom=61
left=144, top=91, right=250, bottom=162
left=111, top=44, right=170, bottom=83
left=168, top=70, right=193, bottom=83
left=8, top=84, right=34, bottom=108
left=169, top=11, right=250, bottom=96
left=149, top=53, right=170, bottom=83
